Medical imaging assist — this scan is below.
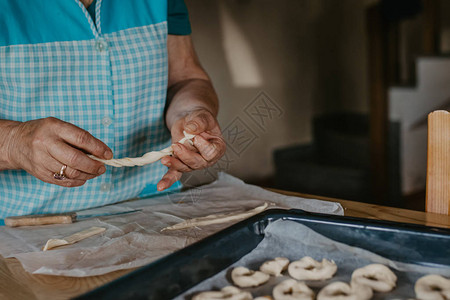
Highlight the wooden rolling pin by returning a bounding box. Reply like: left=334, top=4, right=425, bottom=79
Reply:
left=5, top=212, right=76, bottom=227
left=4, top=209, right=141, bottom=227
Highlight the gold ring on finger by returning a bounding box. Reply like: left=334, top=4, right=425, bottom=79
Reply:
left=53, top=165, right=67, bottom=180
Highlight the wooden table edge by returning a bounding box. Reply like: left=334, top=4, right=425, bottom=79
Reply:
left=1, top=189, right=449, bottom=300
left=267, top=188, right=450, bottom=229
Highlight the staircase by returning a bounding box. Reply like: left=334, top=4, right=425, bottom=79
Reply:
left=274, top=1, right=446, bottom=206
left=274, top=56, right=450, bottom=204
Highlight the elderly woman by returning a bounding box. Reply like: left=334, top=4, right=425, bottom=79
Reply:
left=0, top=0, right=225, bottom=219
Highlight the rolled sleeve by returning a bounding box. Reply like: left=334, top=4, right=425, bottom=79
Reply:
left=168, top=0, right=192, bottom=35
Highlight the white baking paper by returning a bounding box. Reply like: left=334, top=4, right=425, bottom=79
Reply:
left=177, top=220, right=450, bottom=300
left=0, top=173, right=343, bottom=277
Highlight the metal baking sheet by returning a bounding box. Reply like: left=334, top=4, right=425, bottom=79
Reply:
left=175, top=220, right=450, bottom=299
left=75, top=209, right=450, bottom=300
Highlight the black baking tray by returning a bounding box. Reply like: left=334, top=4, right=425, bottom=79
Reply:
left=75, top=209, right=450, bottom=300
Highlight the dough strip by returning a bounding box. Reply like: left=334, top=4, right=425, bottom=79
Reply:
left=88, top=132, right=195, bottom=167
left=161, top=202, right=271, bottom=231
left=42, top=226, right=106, bottom=251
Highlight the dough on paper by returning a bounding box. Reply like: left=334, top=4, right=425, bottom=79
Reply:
left=161, top=203, right=271, bottom=231
left=272, top=279, right=314, bottom=300
left=42, top=227, right=106, bottom=251
left=414, top=274, right=450, bottom=300
left=192, top=286, right=252, bottom=300
left=231, top=266, right=270, bottom=288
left=351, top=263, right=397, bottom=292
left=89, top=131, right=195, bottom=167
left=288, top=256, right=337, bottom=281
left=317, top=281, right=372, bottom=300
left=259, top=257, right=289, bottom=276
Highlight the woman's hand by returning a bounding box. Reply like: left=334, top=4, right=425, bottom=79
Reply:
left=161, top=35, right=225, bottom=191
left=3, top=117, right=112, bottom=187
left=158, top=109, right=226, bottom=191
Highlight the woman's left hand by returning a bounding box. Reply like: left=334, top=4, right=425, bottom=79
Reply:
left=157, top=109, right=226, bottom=191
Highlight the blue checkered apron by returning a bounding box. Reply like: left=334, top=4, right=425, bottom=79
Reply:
left=0, top=0, right=174, bottom=218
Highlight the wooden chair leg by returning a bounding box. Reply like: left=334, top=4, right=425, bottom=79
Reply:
left=426, top=110, right=450, bottom=215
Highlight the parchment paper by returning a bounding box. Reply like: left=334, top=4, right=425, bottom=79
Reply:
left=177, top=220, right=450, bottom=300
left=0, top=173, right=343, bottom=277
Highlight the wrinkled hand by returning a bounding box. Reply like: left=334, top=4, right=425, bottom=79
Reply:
left=158, top=109, right=226, bottom=191
left=6, top=117, right=112, bottom=187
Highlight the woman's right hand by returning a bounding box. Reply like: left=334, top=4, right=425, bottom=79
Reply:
left=1, top=117, right=112, bottom=187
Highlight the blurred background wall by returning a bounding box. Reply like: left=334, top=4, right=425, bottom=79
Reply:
left=183, top=0, right=450, bottom=209
left=185, top=0, right=368, bottom=182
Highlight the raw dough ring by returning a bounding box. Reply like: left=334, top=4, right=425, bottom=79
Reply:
left=288, top=256, right=337, bottom=280
left=231, top=266, right=270, bottom=288
left=192, top=286, right=252, bottom=300
left=414, top=274, right=450, bottom=300
left=351, top=264, right=397, bottom=292
left=317, top=281, right=373, bottom=300
left=272, top=279, right=314, bottom=300
left=260, top=257, right=290, bottom=276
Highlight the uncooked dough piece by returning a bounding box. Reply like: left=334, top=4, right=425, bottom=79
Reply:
left=288, top=257, right=337, bottom=281
left=351, top=264, right=397, bottom=292
left=88, top=131, right=195, bottom=167
left=192, top=286, right=253, bottom=300
left=414, top=274, right=450, bottom=300
left=254, top=297, right=273, bottom=300
left=42, top=226, right=106, bottom=251
left=272, top=279, right=314, bottom=300
left=161, top=203, right=271, bottom=231
left=317, top=281, right=373, bottom=300
left=260, top=257, right=290, bottom=276
left=231, top=266, right=270, bottom=288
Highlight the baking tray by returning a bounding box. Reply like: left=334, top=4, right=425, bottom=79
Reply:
left=75, top=209, right=450, bottom=300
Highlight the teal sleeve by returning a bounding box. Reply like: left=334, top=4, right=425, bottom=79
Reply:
left=168, top=0, right=192, bottom=35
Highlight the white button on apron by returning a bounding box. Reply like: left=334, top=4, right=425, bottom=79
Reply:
left=101, top=116, right=113, bottom=127
left=95, top=38, right=108, bottom=52
left=100, top=183, right=111, bottom=192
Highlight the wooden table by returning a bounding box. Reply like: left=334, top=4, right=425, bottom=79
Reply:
left=1, top=191, right=449, bottom=300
